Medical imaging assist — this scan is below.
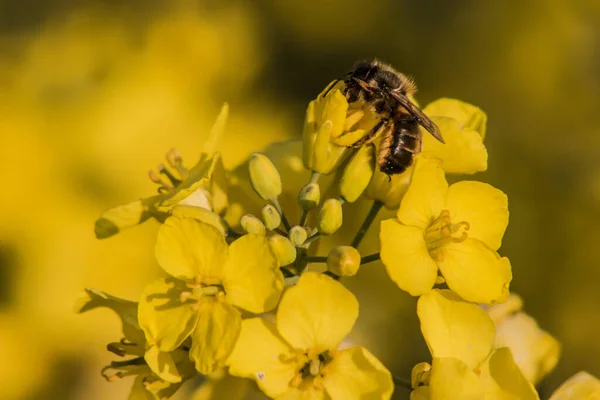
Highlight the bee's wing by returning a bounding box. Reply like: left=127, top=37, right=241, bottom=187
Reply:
left=390, top=92, right=445, bottom=144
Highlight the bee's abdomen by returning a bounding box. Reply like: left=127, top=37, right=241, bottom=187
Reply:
left=378, top=119, right=420, bottom=175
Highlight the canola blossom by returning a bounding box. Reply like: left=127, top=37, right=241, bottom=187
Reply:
left=79, top=72, right=595, bottom=400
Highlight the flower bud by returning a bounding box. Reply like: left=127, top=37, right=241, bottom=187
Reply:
left=261, top=204, right=281, bottom=230
left=248, top=153, right=282, bottom=200
left=340, top=144, right=376, bottom=203
left=268, top=234, right=297, bottom=266
left=365, top=167, right=412, bottom=209
left=95, top=200, right=150, bottom=239
left=240, top=214, right=266, bottom=235
left=327, top=246, right=361, bottom=277
left=317, top=199, right=343, bottom=235
left=298, top=183, right=321, bottom=210
left=411, top=362, right=432, bottom=389
left=289, top=225, right=308, bottom=247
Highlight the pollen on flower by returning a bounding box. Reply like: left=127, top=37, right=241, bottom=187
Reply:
left=256, top=371, right=266, bottom=381
left=424, top=209, right=470, bottom=254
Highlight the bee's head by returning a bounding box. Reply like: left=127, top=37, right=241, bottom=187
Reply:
left=348, top=60, right=416, bottom=96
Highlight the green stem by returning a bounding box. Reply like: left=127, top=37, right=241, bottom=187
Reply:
left=323, top=271, right=340, bottom=280
left=271, top=197, right=291, bottom=231
left=303, top=232, right=321, bottom=245
left=350, top=200, right=384, bottom=248
left=304, top=256, right=327, bottom=263
left=393, top=375, right=413, bottom=390
left=361, top=252, right=380, bottom=265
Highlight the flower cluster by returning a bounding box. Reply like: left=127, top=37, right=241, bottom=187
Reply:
left=78, top=76, right=599, bottom=400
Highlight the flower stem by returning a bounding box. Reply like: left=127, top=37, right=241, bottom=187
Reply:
left=303, top=232, right=321, bottom=245
left=350, top=200, right=383, bottom=248
left=304, top=256, right=327, bottom=263
left=361, top=252, right=380, bottom=265
left=393, top=375, right=413, bottom=390
left=271, top=197, right=291, bottom=231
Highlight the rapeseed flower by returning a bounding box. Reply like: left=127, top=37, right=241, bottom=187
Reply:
left=380, top=157, right=511, bottom=304
left=411, top=290, right=539, bottom=400
left=95, top=105, right=229, bottom=238
left=138, top=216, right=283, bottom=374
left=549, top=371, right=600, bottom=400
left=227, top=272, right=394, bottom=399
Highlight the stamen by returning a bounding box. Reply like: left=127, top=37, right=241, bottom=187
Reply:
left=289, top=373, right=303, bottom=388
left=309, top=359, right=321, bottom=376
left=424, top=209, right=470, bottom=252
left=158, top=164, right=182, bottom=186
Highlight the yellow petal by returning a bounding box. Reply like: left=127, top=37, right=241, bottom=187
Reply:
left=421, top=117, right=487, bottom=175
left=155, top=217, right=228, bottom=281
left=397, top=157, right=447, bottom=230
left=365, top=165, right=412, bottom=210
left=190, top=299, right=241, bottom=374
left=323, top=346, right=394, bottom=400
left=276, top=388, right=328, bottom=400
left=494, top=312, right=561, bottom=384
left=221, top=234, right=283, bottom=313
left=423, top=98, right=487, bottom=138
left=191, top=371, right=250, bottom=400
left=380, top=219, right=437, bottom=296
left=418, top=290, right=495, bottom=370
left=277, top=272, right=358, bottom=354
left=171, top=205, right=227, bottom=236
left=203, top=103, right=230, bottom=155
left=129, top=375, right=167, bottom=400
left=437, top=239, right=512, bottom=304
left=480, top=347, right=539, bottom=400
left=94, top=200, right=152, bottom=239
left=429, top=358, right=484, bottom=400
left=446, top=181, right=509, bottom=251
left=549, top=371, right=600, bottom=400
left=227, top=318, right=297, bottom=399
left=138, top=278, right=199, bottom=351
left=144, top=345, right=181, bottom=383
left=411, top=387, right=431, bottom=400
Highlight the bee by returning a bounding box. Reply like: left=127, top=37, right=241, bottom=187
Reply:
left=324, top=60, right=445, bottom=175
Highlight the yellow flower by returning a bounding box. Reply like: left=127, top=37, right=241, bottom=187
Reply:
left=365, top=98, right=488, bottom=209
left=411, top=290, right=539, bottom=400
left=75, top=289, right=196, bottom=397
left=227, top=272, right=394, bottom=399
left=302, top=82, right=373, bottom=175
left=138, top=217, right=284, bottom=374
left=549, top=371, right=600, bottom=400
left=380, top=157, right=511, bottom=304
left=486, top=294, right=560, bottom=384
left=95, top=104, right=229, bottom=238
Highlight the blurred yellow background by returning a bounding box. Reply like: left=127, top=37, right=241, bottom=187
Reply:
left=1, top=0, right=599, bottom=399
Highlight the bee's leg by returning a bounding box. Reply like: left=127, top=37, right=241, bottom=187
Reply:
left=321, top=79, right=341, bottom=98
left=348, top=118, right=388, bottom=148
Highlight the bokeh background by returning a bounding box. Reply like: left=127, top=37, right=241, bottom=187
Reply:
left=1, top=0, right=599, bottom=399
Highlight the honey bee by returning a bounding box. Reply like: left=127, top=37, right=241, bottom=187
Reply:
left=324, top=60, right=445, bottom=175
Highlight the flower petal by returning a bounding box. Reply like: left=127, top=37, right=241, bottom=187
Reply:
left=549, top=371, right=600, bottom=400
left=480, top=347, right=540, bottom=400
left=190, top=299, right=241, bottom=374
left=429, top=358, right=484, bottom=400
left=410, top=387, right=431, bottom=400
left=144, top=344, right=181, bottom=383
left=423, top=98, right=487, bottom=138
left=138, top=278, right=198, bottom=351
left=417, top=289, right=495, bottom=370
left=276, top=388, right=328, bottom=400
left=421, top=117, right=488, bottom=175
left=437, top=239, right=512, bottom=304
left=155, top=217, right=228, bottom=281
left=397, top=157, right=447, bottom=230
left=222, top=234, right=283, bottom=313
left=380, top=219, right=437, bottom=296
left=227, top=318, right=297, bottom=399
left=323, top=346, right=394, bottom=400
left=277, top=272, right=358, bottom=354
left=494, top=312, right=561, bottom=384
left=446, top=181, right=509, bottom=251
left=191, top=371, right=250, bottom=400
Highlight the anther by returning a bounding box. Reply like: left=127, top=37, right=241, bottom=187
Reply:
left=289, top=373, right=303, bottom=388
left=158, top=164, right=182, bottom=186
left=309, top=359, right=321, bottom=376
left=179, top=291, right=192, bottom=303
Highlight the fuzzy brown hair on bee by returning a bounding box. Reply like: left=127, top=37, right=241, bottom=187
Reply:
left=323, top=60, right=444, bottom=176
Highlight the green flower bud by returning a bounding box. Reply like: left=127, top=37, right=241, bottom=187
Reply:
left=298, top=183, right=321, bottom=211
left=317, top=198, right=343, bottom=235
left=340, top=144, right=376, bottom=203
left=240, top=214, right=266, bottom=235
left=289, top=225, right=308, bottom=247
left=327, top=246, right=361, bottom=277
left=261, top=204, right=281, bottom=230
left=249, top=153, right=282, bottom=200
left=268, top=234, right=297, bottom=266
